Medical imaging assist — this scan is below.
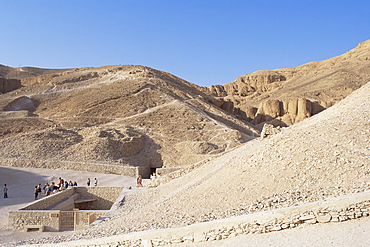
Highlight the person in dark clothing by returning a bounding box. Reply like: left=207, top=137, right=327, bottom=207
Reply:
left=3, top=184, right=8, bottom=198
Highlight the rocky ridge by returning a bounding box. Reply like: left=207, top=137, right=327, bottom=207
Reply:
left=208, top=39, right=370, bottom=127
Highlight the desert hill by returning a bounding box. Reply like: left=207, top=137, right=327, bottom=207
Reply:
left=0, top=65, right=258, bottom=177
left=0, top=40, right=369, bottom=178
left=28, top=80, right=370, bottom=244
left=1, top=40, right=370, bottom=178
left=208, top=39, right=370, bottom=127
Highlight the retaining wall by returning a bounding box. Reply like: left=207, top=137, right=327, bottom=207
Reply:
left=0, top=158, right=141, bottom=177
left=21, top=188, right=75, bottom=210
left=8, top=210, right=61, bottom=232
left=44, top=190, right=370, bottom=247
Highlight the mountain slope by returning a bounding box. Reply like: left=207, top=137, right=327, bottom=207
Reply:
left=0, top=65, right=258, bottom=177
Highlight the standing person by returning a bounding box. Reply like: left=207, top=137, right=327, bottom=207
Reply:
left=64, top=180, right=69, bottom=189
left=3, top=184, right=8, bottom=198
left=34, top=186, right=39, bottom=200
left=94, top=178, right=98, bottom=186
left=87, top=178, right=91, bottom=187
left=43, top=183, right=51, bottom=195
left=136, top=175, right=143, bottom=187
left=35, top=183, right=42, bottom=199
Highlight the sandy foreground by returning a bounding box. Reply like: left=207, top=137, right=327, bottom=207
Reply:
left=1, top=166, right=369, bottom=246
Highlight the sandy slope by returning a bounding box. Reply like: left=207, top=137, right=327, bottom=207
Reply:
left=83, top=81, right=370, bottom=237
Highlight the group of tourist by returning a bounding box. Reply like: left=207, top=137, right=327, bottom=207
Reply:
left=35, top=178, right=78, bottom=200
left=3, top=176, right=101, bottom=200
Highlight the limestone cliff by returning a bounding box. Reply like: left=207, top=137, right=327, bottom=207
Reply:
left=208, top=39, right=370, bottom=127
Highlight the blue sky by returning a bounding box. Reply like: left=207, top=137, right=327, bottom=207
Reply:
left=0, top=1, right=369, bottom=87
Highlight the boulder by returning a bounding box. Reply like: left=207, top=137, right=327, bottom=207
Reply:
left=260, top=123, right=281, bottom=138
left=3, top=96, right=37, bottom=112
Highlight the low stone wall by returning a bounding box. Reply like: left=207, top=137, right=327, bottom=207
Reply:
left=8, top=210, right=61, bottom=232
left=47, top=190, right=370, bottom=247
left=21, top=188, right=75, bottom=210
left=75, top=187, right=124, bottom=210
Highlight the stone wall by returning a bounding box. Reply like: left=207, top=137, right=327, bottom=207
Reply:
left=21, top=188, right=75, bottom=210
left=8, top=210, right=61, bottom=232
left=74, top=210, right=109, bottom=231
left=0, top=158, right=140, bottom=177
left=75, top=187, right=124, bottom=210
left=9, top=187, right=124, bottom=231
left=48, top=190, right=370, bottom=247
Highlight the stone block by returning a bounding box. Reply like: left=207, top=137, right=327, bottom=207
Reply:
left=281, top=223, right=290, bottom=229
left=270, top=225, right=282, bottom=231
left=330, top=217, right=339, bottom=222
left=305, top=219, right=317, bottom=224
left=299, top=215, right=315, bottom=221
left=339, top=216, right=348, bottom=222
left=317, top=214, right=332, bottom=223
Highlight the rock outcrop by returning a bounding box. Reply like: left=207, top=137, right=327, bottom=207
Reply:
left=208, top=39, right=370, bottom=126
left=0, top=78, right=21, bottom=93
left=3, top=96, right=37, bottom=112
left=260, top=123, right=281, bottom=138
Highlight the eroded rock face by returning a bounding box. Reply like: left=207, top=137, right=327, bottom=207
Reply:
left=209, top=71, right=289, bottom=98
left=207, top=40, right=370, bottom=126
left=0, top=78, right=22, bottom=93
left=76, top=127, right=147, bottom=160
left=253, top=98, right=314, bottom=125
left=120, top=135, right=145, bottom=157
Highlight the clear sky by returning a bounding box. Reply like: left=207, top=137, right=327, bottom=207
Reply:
left=1, top=1, right=369, bottom=87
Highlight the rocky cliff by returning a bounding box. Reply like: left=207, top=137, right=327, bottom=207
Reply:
left=208, top=39, right=370, bottom=127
